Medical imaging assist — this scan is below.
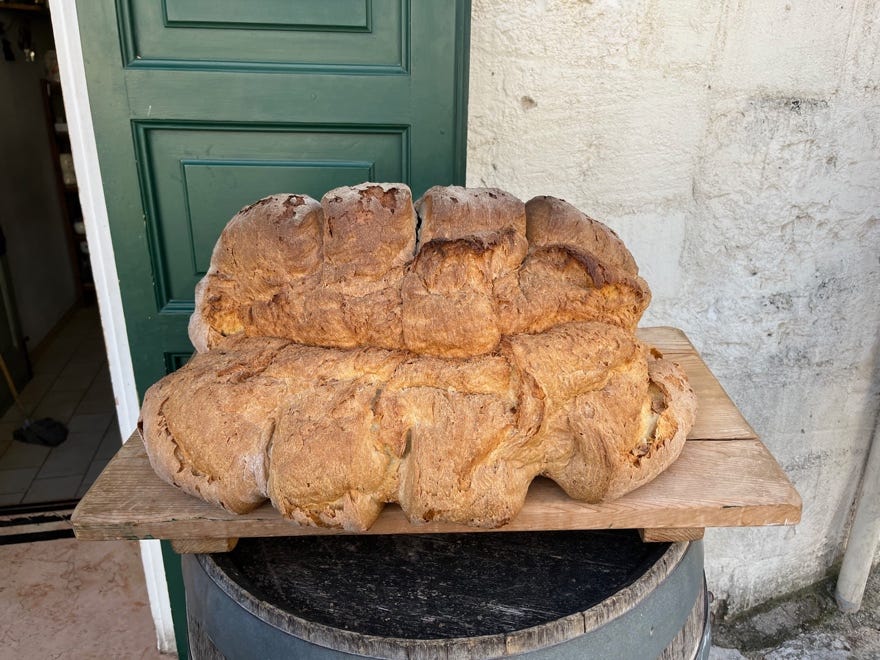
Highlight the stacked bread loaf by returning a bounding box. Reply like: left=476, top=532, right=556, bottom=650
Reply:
left=139, top=183, right=696, bottom=531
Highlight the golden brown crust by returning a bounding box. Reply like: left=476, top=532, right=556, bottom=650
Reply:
left=416, top=185, right=527, bottom=250
left=188, top=184, right=650, bottom=356
left=601, top=353, right=697, bottom=500
left=139, top=336, right=291, bottom=514
left=140, top=323, right=697, bottom=530
left=500, top=244, right=651, bottom=335
left=321, top=183, right=417, bottom=283
left=524, top=195, right=639, bottom=276
left=267, top=346, right=406, bottom=530
left=188, top=194, right=323, bottom=353
left=401, top=231, right=521, bottom=357
left=141, top=183, right=699, bottom=531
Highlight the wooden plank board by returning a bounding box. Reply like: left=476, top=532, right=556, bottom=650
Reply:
left=72, top=327, right=793, bottom=544
left=72, top=433, right=800, bottom=542
left=171, top=538, right=238, bottom=554
left=640, top=527, right=705, bottom=543
left=637, top=327, right=756, bottom=440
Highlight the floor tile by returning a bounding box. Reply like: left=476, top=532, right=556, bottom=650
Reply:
left=0, top=441, right=51, bottom=470
left=37, top=436, right=99, bottom=479
left=0, top=421, right=17, bottom=456
left=83, top=375, right=113, bottom=400
left=82, top=458, right=109, bottom=484
left=52, top=357, right=105, bottom=392
left=60, top=430, right=104, bottom=454
left=79, top=389, right=114, bottom=409
left=31, top=349, right=74, bottom=376
left=22, top=475, right=82, bottom=503
left=0, top=467, right=39, bottom=494
left=71, top=343, right=109, bottom=363
left=50, top=372, right=96, bottom=394
left=75, top=395, right=115, bottom=415
left=0, top=491, right=23, bottom=505
left=0, top=406, right=25, bottom=425
left=32, top=390, right=84, bottom=423
left=77, top=478, right=97, bottom=499
left=17, top=373, right=58, bottom=410
left=68, top=412, right=114, bottom=435
left=96, top=426, right=123, bottom=460
left=0, top=306, right=111, bottom=508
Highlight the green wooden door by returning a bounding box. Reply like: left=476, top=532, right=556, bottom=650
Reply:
left=76, top=1, right=470, bottom=655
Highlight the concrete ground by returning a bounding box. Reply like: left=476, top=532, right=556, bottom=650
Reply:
left=710, top=564, right=880, bottom=659
left=0, top=537, right=167, bottom=659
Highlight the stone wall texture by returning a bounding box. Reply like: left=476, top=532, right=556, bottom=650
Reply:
left=467, top=0, right=880, bottom=616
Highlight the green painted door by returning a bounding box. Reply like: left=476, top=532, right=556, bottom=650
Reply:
left=76, top=1, right=470, bottom=655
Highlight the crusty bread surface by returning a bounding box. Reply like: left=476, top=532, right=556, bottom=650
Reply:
left=143, top=183, right=696, bottom=531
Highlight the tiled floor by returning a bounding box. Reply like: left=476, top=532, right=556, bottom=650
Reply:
left=0, top=306, right=119, bottom=506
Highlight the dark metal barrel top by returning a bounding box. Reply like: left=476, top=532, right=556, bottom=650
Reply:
left=205, top=530, right=670, bottom=640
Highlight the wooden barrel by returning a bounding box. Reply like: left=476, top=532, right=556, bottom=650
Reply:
left=182, top=530, right=709, bottom=659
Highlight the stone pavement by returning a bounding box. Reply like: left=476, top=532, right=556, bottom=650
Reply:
left=0, top=537, right=165, bottom=659
left=710, top=564, right=880, bottom=659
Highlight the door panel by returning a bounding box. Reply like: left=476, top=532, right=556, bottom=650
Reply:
left=163, top=0, right=370, bottom=31
left=136, top=123, right=406, bottom=309
left=120, top=0, right=405, bottom=71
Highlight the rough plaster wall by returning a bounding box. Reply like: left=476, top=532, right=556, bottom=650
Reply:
left=468, top=0, right=880, bottom=615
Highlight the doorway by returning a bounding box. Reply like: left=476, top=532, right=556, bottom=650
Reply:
left=0, top=3, right=116, bottom=530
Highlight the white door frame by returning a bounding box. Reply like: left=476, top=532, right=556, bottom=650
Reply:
left=49, top=1, right=176, bottom=653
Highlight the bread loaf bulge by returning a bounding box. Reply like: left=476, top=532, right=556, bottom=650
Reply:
left=139, top=335, right=291, bottom=513
left=504, top=322, right=647, bottom=501
left=188, top=184, right=647, bottom=356
left=315, top=183, right=415, bottom=350
left=498, top=196, right=651, bottom=336
left=188, top=194, right=324, bottom=353
left=142, top=182, right=697, bottom=530
left=380, top=353, right=542, bottom=527
left=266, top=345, right=408, bottom=530
left=524, top=196, right=638, bottom=276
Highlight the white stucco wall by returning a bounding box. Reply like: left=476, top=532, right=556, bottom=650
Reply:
left=467, top=0, right=880, bottom=615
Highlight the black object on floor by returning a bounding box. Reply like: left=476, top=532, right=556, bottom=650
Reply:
left=0, top=353, right=68, bottom=447
left=13, top=418, right=69, bottom=447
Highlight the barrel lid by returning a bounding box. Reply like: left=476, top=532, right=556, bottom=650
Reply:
left=200, top=530, right=686, bottom=655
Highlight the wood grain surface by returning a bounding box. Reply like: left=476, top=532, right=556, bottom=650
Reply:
left=640, top=527, right=706, bottom=543
left=72, top=327, right=797, bottom=545
left=171, top=538, right=239, bottom=554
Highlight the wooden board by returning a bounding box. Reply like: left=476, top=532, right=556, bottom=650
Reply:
left=73, top=433, right=800, bottom=542
left=71, top=328, right=799, bottom=545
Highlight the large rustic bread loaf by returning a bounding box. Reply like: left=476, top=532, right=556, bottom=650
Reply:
left=142, top=183, right=696, bottom=531
left=189, top=184, right=651, bottom=356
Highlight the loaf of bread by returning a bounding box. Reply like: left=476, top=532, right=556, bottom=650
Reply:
left=189, top=185, right=651, bottom=356
left=142, top=183, right=696, bottom=531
